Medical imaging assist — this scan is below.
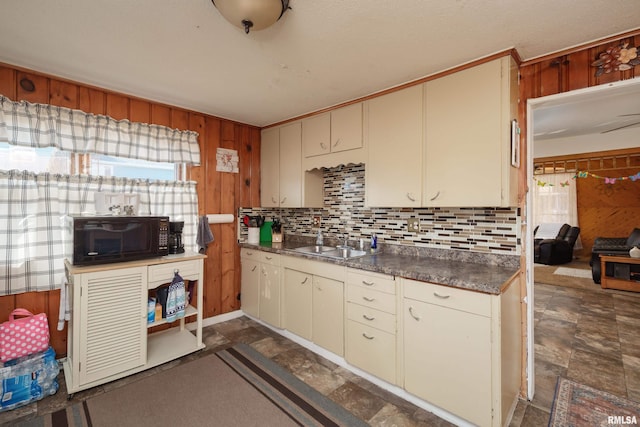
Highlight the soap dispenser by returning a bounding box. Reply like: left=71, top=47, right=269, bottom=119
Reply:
left=316, top=230, right=324, bottom=246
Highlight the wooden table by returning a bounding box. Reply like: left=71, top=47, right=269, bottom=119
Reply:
left=600, top=255, right=640, bottom=292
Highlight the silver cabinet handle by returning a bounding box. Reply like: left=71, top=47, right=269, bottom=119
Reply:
left=409, top=306, right=420, bottom=321
left=320, top=142, right=327, bottom=150
left=362, top=296, right=375, bottom=302
left=280, top=197, right=287, bottom=204
left=251, top=265, right=257, bottom=272
left=434, top=292, right=450, bottom=299
left=271, top=196, right=277, bottom=203
left=333, top=138, right=341, bottom=147
left=362, top=314, right=375, bottom=321
left=362, top=280, right=374, bottom=286
left=406, top=192, right=416, bottom=202
left=246, top=251, right=253, bottom=256
left=430, top=191, right=440, bottom=201
left=301, top=277, right=308, bottom=285
left=265, top=256, right=272, bottom=261
left=362, top=333, right=374, bottom=340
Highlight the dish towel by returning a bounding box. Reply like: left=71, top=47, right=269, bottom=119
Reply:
left=165, top=272, right=186, bottom=323
left=196, top=215, right=214, bottom=254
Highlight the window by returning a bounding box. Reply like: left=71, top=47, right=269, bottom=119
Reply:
left=0, top=142, right=183, bottom=180
left=0, top=143, right=70, bottom=174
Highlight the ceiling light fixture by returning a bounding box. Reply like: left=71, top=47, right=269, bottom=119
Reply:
left=212, top=0, right=290, bottom=34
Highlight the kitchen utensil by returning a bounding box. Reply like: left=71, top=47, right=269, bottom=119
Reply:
left=243, top=215, right=250, bottom=226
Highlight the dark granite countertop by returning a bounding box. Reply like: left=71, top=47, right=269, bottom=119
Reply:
left=239, top=238, right=519, bottom=295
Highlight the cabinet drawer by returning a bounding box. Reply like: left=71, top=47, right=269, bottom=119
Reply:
left=148, top=260, right=200, bottom=287
left=241, top=248, right=259, bottom=260
left=403, top=279, right=491, bottom=317
left=347, top=269, right=395, bottom=294
left=347, top=302, right=396, bottom=334
left=347, top=285, right=396, bottom=314
left=258, top=252, right=280, bottom=266
left=346, top=320, right=396, bottom=384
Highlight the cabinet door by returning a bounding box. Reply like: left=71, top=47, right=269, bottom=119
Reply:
left=260, top=127, right=280, bottom=207
left=241, top=258, right=260, bottom=318
left=302, top=113, right=331, bottom=158
left=283, top=268, right=312, bottom=340
left=260, top=263, right=281, bottom=327
left=403, top=298, right=492, bottom=426
left=331, top=103, right=362, bottom=153
left=424, top=57, right=506, bottom=207
left=312, top=276, right=344, bottom=355
left=79, top=267, right=147, bottom=386
left=278, top=122, right=302, bottom=208
left=366, top=85, right=423, bottom=207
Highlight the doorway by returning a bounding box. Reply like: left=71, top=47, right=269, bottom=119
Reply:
left=525, top=77, right=640, bottom=400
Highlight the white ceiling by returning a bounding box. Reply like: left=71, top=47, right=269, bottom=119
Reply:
left=0, top=1, right=639, bottom=127
left=534, top=80, right=640, bottom=140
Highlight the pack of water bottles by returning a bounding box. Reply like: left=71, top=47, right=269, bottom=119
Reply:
left=0, top=346, right=60, bottom=412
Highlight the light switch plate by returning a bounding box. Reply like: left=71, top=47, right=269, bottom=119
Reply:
left=408, top=218, right=420, bottom=233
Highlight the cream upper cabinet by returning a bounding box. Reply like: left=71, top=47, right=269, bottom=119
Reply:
left=424, top=56, right=518, bottom=207
left=365, top=85, right=423, bottom=207
left=260, top=127, right=281, bottom=208
left=302, top=103, right=363, bottom=158
left=260, top=122, right=302, bottom=208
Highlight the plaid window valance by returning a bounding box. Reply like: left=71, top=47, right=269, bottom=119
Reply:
left=0, top=95, right=200, bottom=165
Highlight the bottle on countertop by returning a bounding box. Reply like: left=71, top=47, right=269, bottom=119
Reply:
left=316, top=230, right=324, bottom=246
left=370, top=233, right=377, bottom=253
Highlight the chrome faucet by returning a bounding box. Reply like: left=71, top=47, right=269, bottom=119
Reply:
left=340, top=233, right=349, bottom=247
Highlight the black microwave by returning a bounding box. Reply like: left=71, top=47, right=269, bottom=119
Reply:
left=66, top=215, right=170, bottom=266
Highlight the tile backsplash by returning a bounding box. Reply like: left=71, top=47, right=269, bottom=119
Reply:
left=240, top=164, right=519, bottom=255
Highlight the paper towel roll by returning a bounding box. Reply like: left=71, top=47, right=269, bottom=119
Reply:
left=206, top=214, right=234, bottom=224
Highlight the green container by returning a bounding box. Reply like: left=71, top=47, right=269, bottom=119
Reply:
left=260, top=221, right=273, bottom=242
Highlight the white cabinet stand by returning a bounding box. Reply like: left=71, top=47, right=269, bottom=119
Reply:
left=62, top=253, right=206, bottom=395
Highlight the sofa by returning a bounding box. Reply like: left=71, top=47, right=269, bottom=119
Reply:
left=534, top=223, right=581, bottom=265
left=590, top=228, right=640, bottom=283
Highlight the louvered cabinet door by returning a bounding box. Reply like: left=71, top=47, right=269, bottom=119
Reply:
left=78, top=266, right=147, bottom=386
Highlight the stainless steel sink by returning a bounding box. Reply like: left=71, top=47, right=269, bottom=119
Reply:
left=292, top=245, right=368, bottom=259
left=292, top=245, right=336, bottom=254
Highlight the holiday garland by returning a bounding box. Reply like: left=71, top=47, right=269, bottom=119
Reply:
left=534, top=170, right=640, bottom=187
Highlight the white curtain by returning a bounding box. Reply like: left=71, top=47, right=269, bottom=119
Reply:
left=0, top=95, right=200, bottom=165
left=532, top=172, right=581, bottom=248
left=0, top=171, right=198, bottom=296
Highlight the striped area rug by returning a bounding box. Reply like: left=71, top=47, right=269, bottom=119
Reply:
left=17, top=343, right=366, bottom=427
left=549, top=377, right=640, bottom=426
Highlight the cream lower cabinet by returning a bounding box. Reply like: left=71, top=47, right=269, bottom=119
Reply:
left=402, top=276, right=521, bottom=427
left=282, top=256, right=345, bottom=356
left=63, top=254, right=205, bottom=395
left=240, top=248, right=281, bottom=328
left=345, top=269, right=398, bottom=384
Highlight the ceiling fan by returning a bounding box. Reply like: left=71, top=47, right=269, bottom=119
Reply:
left=601, top=113, right=640, bottom=133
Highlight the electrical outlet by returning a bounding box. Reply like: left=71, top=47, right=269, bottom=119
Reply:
left=312, top=216, right=321, bottom=228
left=408, top=218, right=420, bottom=233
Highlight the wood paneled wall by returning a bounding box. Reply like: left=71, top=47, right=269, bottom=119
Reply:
left=535, top=149, right=640, bottom=255
left=519, top=29, right=640, bottom=255
left=0, top=64, right=261, bottom=357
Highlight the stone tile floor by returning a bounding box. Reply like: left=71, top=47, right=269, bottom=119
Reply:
left=3, top=275, right=640, bottom=426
